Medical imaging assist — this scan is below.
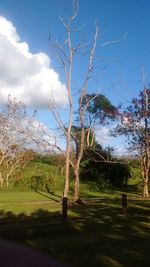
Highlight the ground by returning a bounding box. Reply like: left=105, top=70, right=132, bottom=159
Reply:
left=0, top=191, right=149, bottom=267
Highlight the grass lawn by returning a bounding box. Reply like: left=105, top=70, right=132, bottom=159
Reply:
left=0, top=191, right=149, bottom=267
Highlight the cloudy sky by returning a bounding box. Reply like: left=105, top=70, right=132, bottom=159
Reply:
left=0, top=0, right=150, bottom=154
left=0, top=15, right=68, bottom=107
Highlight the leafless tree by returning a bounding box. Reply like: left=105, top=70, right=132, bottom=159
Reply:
left=47, top=0, right=102, bottom=208
left=0, top=98, right=42, bottom=187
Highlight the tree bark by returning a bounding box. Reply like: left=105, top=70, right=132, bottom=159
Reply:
left=63, top=144, right=70, bottom=198
left=141, top=154, right=149, bottom=198
left=6, top=175, right=9, bottom=187
left=73, top=166, right=80, bottom=202
left=143, top=178, right=149, bottom=198
left=141, top=102, right=150, bottom=198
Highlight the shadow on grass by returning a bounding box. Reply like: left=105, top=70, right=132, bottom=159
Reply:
left=0, top=196, right=149, bottom=267
left=35, top=189, right=62, bottom=203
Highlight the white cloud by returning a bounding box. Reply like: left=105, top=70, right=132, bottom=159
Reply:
left=95, top=126, right=128, bottom=155
left=0, top=16, right=68, bottom=107
left=95, top=126, right=113, bottom=145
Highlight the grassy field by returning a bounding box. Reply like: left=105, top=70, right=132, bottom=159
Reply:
left=0, top=190, right=149, bottom=267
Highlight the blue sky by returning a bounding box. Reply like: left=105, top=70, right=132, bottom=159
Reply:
left=0, top=0, right=150, bottom=154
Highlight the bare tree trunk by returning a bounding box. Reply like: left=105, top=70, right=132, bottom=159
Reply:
left=143, top=178, right=149, bottom=198
left=63, top=141, right=70, bottom=198
left=73, top=165, right=80, bottom=202
left=141, top=100, right=150, bottom=198
left=6, top=175, right=9, bottom=187
left=73, top=125, right=84, bottom=202
left=141, top=153, right=149, bottom=198
left=62, top=143, right=70, bottom=222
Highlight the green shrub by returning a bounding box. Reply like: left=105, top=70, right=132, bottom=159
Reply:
left=88, top=180, right=113, bottom=192
left=31, top=174, right=55, bottom=193
left=80, top=160, right=131, bottom=190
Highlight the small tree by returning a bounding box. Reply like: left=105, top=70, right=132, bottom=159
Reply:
left=116, top=88, right=150, bottom=197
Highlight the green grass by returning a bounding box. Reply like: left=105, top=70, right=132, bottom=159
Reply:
left=0, top=191, right=149, bottom=267
left=0, top=191, right=61, bottom=214
left=0, top=191, right=61, bottom=203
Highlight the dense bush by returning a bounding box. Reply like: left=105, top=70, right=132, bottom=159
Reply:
left=80, top=160, right=131, bottom=190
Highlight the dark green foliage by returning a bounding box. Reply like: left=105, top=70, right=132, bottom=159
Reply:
left=105, top=163, right=131, bottom=188
left=86, top=94, right=116, bottom=114
left=83, top=93, right=118, bottom=123
left=80, top=160, right=131, bottom=190
left=80, top=144, right=131, bottom=190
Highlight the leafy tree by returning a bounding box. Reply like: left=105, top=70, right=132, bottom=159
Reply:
left=83, top=93, right=118, bottom=124
left=69, top=93, right=118, bottom=200
left=116, top=88, right=150, bottom=197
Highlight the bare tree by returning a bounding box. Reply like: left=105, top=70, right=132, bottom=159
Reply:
left=48, top=0, right=102, bottom=207
left=0, top=98, right=40, bottom=187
